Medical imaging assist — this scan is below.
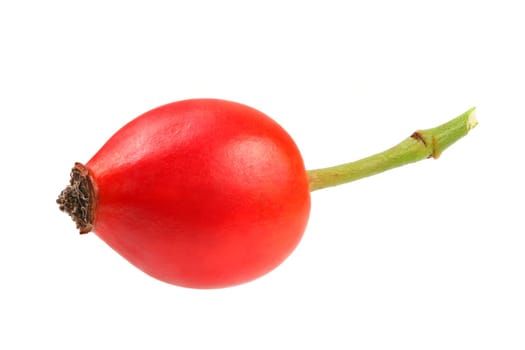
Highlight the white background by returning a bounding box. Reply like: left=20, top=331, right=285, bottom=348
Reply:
left=1, top=1, right=524, bottom=349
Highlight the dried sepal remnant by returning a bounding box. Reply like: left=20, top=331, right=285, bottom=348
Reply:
left=57, top=163, right=95, bottom=234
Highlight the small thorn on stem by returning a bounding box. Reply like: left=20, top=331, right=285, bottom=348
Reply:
left=410, top=131, right=427, bottom=147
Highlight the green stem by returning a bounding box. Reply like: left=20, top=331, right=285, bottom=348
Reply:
left=307, top=107, right=478, bottom=192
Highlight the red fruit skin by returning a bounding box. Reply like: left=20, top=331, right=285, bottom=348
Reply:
left=86, top=99, right=311, bottom=288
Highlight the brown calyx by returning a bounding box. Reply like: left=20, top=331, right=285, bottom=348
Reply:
left=56, top=163, right=96, bottom=234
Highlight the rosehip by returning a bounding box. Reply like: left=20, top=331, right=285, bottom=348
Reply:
left=58, top=99, right=311, bottom=288
left=58, top=100, right=477, bottom=288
